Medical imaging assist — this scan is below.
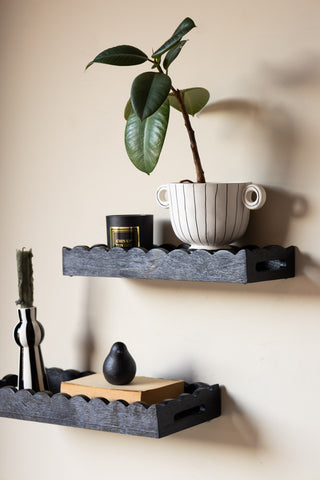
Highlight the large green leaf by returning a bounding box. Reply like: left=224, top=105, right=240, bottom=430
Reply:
left=124, top=98, right=133, bottom=120
left=172, top=17, right=196, bottom=37
left=163, top=40, right=187, bottom=71
left=125, top=99, right=170, bottom=174
left=131, top=72, right=171, bottom=121
left=169, top=87, right=210, bottom=115
left=86, top=45, right=148, bottom=69
left=152, top=17, right=196, bottom=58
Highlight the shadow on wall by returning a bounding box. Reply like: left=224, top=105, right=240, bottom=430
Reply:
left=200, top=97, right=298, bottom=185
left=201, top=49, right=320, bottom=182
left=75, top=278, right=97, bottom=372
left=177, top=386, right=260, bottom=448
left=241, top=186, right=308, bottom=247
left=260, top=51, right=320, bottom=89
left=155, top=219, right=181, bottom=246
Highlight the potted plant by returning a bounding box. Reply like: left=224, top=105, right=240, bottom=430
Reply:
left=87, top=18, right=266, bottom=249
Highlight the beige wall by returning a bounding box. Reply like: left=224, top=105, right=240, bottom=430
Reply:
left=1, top=0, right=320, bottom=478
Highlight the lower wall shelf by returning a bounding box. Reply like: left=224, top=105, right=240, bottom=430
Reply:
left=63, top=244, right=295, bottom=283
left=0, top=368, right=221, bottom=438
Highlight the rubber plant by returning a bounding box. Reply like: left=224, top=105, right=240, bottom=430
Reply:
left=86, top=17, right=209, bottom=183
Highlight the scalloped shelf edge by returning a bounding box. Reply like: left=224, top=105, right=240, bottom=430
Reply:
left=0, top=368, right=221, bottom=438
left=62, top=244, right=295, bottom=283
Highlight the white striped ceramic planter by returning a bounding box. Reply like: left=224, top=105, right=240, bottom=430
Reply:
left=156, top=182, right=266, bottom=249
left=14, top=307, right=48, bottom=391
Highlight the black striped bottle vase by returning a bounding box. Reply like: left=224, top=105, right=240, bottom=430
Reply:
left=14, top=307, right=48, bottom=391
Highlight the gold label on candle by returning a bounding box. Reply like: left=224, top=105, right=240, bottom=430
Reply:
left=110, top=226, right=140, bottom=249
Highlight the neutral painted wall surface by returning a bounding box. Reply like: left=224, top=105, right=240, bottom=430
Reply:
left=1, top=0, right=319, bottom=479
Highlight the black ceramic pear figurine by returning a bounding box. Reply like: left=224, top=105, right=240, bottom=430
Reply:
left=103, top=342, right=136, bottom=385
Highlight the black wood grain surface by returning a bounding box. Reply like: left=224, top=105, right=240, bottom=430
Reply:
left=62, top=245, right=295, bottom=283
left=0, top=368, right=221, bottom=438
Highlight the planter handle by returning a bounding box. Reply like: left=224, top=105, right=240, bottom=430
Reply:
left=156, top=185, right=169, bottom=208
left=242, top=184, right=266, bottom=210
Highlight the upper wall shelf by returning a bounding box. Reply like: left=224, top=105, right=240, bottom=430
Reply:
left=62, top=244, right=295, bottom=284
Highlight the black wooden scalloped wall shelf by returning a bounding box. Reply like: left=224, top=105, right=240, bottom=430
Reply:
left=0, top=369, right=221, bottom=438
left=62, top=244, right=295, bottom=283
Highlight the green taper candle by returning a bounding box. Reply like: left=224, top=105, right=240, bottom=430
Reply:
left=16, top=249, right=34, bottom=308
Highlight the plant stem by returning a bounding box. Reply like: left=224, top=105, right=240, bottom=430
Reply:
left=153, top=60, right=206, bottom=183
left=171, top=87, right=206, bottom=183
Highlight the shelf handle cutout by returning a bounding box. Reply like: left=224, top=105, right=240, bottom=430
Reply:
left=174, top=404, right=206, bottom=422
left=256, top=259, right=288, bottom=272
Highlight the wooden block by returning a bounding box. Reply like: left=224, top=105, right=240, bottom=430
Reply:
left=60, top=373, right=184, bottom=405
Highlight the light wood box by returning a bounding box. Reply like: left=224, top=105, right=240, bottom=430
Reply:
left=61, top=373, right=184, bottom=404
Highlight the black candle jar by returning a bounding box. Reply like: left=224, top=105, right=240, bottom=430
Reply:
left=106, top=215, right=153, bottom=250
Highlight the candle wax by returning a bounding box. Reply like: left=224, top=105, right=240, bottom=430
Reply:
left=16, top=249, right=34, bottom=308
